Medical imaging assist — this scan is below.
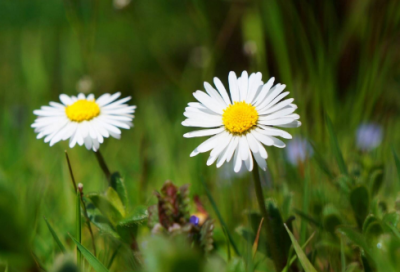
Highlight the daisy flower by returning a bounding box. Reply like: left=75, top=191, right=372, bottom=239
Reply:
left=32, top=92, right=135, bottom=151
left=183, top=71, right=300, bottom=172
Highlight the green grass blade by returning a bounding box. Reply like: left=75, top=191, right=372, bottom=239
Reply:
left=340, top=234, right=346, bottom=272
left=282, top=232, right=315, bottom=272
left=392, top=148, right=400, bottom=184
left=200, top=178, right=241, bottom=257
left=43, top=217, right=66, bottom=253
left=325, top=114, right=348, bottom=175
left=76, top=190, right=82, bottom=267
left=385, top=222, right=400, bottom=240
left=284, top=224, right=318, bottom=272
left=310, top=142, right=334, bottom=179
left=107, top=244, right=121, bottom=269
left=300, top=165, right=310, bottom=244
left=69, top=234, right=110, bottom=272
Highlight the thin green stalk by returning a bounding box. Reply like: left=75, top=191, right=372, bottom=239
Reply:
left=94, top=150, right=111, bottom=183
left=78, top=184, right=97, bottom=256
left=341, top=234, right=346, bottom=272
left=252, top=167, right=285, bottom=271
left=65, top=151, right=77, bottom=192
left=76, top=188, right=82, bottom=267
left=200, top=178, right=241, bottom=256
left=300, top=163, right=310, bottom=245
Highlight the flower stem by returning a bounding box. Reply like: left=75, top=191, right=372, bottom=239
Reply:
left=65, top=151, right=77, bottom=192
left=76, top=188, right=82, bottom=267
left=252, top=166, right=285, bottom=271
left=78, top=185, right=97, bottom=256
left=94, top=150, right=111, bottom=183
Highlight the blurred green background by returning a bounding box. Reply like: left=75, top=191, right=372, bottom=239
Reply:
left=1, top=0, right=400, bottom=271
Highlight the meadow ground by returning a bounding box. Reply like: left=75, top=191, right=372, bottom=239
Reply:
left=1, top=1, right=400, bottom=271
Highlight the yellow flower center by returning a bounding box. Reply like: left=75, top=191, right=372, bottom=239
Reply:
left=222, top=101, right=258, bottom=134
left=65, top=100, right=100, bottom=122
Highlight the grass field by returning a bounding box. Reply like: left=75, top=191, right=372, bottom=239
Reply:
left=1, top=1, right=400, bottom=271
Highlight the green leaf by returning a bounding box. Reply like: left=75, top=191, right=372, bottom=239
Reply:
left=392, top=148, right=400, bottom=184
left=370, top=169, right=384, bottom=197
left=282, top=232, right=315, bottom=272
left=384, top=221, right=400, bottom=240
left=322, top=205, right=342, bottom=234
left=338, top=227, right=371, bottom=256
left=201, top=178, right=241, bottom=257
left=110, top=172, right=128, bottom=207
left=86, top=202, right=120, bottom=238
left=265, top=200, right=291, bottom=263
left=69, top=234, right=110, bottom=272
left=105, top=187, right=126, bottom=217
left=76, top=190, right=81, bottom=266
left=284, top=224, right=318, bottom=272
left=294, top=209, right=322, bottom=228
left=382, top=212, right=399, bottom=230
left=340, top=234, right=346, bottom=272
left=350, top=186, right=370, bottom=229
left=362, top=214, right=379, bottom=233
left=235, top=226, right=268, bottom=256
left=43, top=217, right=66, bottom=253
left=325, top=114, right=348, bottom=175
left=310, top=142, right=334, bottom=179
left=87, top=192, right=124, bottom=225
left=117, top=206, right=148, bottom=227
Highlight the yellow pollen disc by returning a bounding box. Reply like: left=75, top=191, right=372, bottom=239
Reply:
left=222, top=101, right=258, bottom=134
left=65, top=100, right=100, bottom=122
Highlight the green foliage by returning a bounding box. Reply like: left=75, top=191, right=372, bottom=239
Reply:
left=325, top=114, right=348, bottom=175
left=284, top=224, right=317, bottom=272
left=69, top=235, right=110, bottom=272
left=350, top=186, right=370, bottom=229
left=1, top=0, right=400, bottom=271
left=44, top=217, right=66, bottom=253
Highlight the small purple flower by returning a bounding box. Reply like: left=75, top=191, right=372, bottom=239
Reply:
left=356, top=123, right=383, bottom=151
left=189, top=215, right=200, bottom=226
left=285, top=137, right=313, bottom=166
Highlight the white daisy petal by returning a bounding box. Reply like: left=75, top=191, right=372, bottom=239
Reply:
left=276, top=120, right=302, bottom=128
left=228, top=71, right=240, bottom=102
left=253, top=77, right=275, bottom=105
left=193, top=91, right=224, bottom=114
left=246, top=72, right=262, bottom=103
left=32, top=93, right=134, bottom=149
left=183, top=127, right=225, bottom=138
left=269, top=136, right=286, bottom=148
left=238, top=71, right=249, bottom=101
left=258, top=118, right=296, bottom=126
left=246, top=133, right=259, bottom=153
left=244, top=148, right=253, bottom=171
left=258, top=106, right=296, bottom=121
left=261, top=98, right=295, bottom=115
left=204, top=82, right=226, bottom=107
left=213, top=77, right=232, bottom=105
left=256, top=84, right=288, bottom=109
left=84, top=136, right=93, bottom=150
left=239, top=136, right=249, bottom=161
left=253, top=151, right=267, bottom=171
left=252, top=130, right=274, bottom=146
left=258, top=126, right=292, bottom=139
left=190, top=132, right=225, bottom=157
left=59, top=94, right=73, bottom=106
left=256, top=140, right=268, bottom=159
left=183, top=71, right=300, bottom=172
left=233, top=148, right=242, bottom=173
left=225, top=136, right=239, bottom=163
left=207, top=134, right=232, bottom=166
